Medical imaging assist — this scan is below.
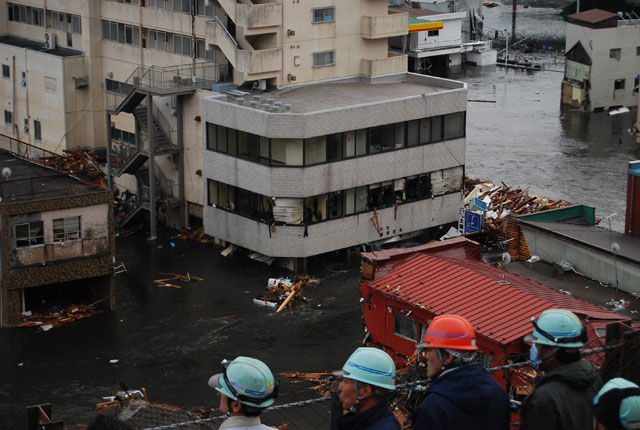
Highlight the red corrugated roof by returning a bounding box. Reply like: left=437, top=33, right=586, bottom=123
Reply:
left=569, top=9, right=617, bottom=24
left=369, top=254, right=628, bottom=346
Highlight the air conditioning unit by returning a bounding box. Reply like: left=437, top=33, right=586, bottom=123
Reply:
left=44, top=32, right=56, bottom=50
left=252, top=79, right=266, bottom=91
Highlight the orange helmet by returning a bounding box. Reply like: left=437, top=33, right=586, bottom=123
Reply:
left=417, top=314, right=478, bottom=351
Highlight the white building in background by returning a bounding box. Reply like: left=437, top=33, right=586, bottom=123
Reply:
left=562, top=8, right=640, bottom=111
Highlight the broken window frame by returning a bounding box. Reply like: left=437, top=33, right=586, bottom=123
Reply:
left=14, top=221, right=44, bottom=248
left=394, top=312, right=419, bottom=341
left=53, top=216, right=81, bottom=242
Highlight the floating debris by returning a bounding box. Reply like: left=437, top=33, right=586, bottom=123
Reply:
left=18, top=301, right=105, bottom=332
left=154, top=272, right=204, bottom=288
left=253, top=276, right=318, bottom=312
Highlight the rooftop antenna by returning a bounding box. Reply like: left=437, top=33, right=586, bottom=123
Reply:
left=2, top=167, right=11, bottom=180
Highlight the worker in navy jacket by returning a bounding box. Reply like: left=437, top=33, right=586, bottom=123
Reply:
left=334, top=347, right=400, bottom=430
left=412, top=315, right=510, bottom=430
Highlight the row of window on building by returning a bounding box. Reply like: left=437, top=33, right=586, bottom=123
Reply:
left=207, top=166, right=463, bottom=226
left=7, top=3, right=82, bottom=34
left=101, top=20, right=214, bottom=59
left=206, top=113, right=465, bottom=167
left=14, top=216, right=81, bottom=249
left=3, top=111, right=42, bottom=141
left=105, top=0, right=215, bottom=16
left=609, top=47, right=640, bottom=61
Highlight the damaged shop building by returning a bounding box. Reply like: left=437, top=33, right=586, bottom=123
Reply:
left=203, top=72, right=467, bottom=267
left=0, top=150, right=114, bottom=327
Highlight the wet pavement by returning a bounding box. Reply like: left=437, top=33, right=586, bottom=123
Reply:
left=3, top=6, right=640, bottom=430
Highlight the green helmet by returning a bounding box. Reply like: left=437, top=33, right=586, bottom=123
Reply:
left=524, top=309, right=587, bottom=348
left=208, top=357, right=278, bottom=408
left=593, top=378, right=640, bottom=430
left=334, top=347, right=396, bottom=391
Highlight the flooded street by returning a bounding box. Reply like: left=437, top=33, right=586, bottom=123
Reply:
left=2, top=6, right=640, bottom=429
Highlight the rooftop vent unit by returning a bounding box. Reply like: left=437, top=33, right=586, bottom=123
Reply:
left=272, top=105, right=281, bottom=112
left=236, top=98, right=245, bottom=105
left=250, top=100, right=258, bottom=108
left=253, top=95, right=261, bottom=101
left=266, top=98, right=275, bottom=104
left=284, top=104, right=292, bottom=112
left=263, top=104, right=271, bottom=110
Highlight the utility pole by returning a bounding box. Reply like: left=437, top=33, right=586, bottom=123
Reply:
left=512, top=1, right=517, bottom=41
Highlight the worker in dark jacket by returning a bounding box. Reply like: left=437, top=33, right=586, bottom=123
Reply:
left=593, top=377, right=640, bottom=429
left=520, top=309, right=602, bottom=430
left=334, top=347, right=400, bottom=430
left=412, top=314, right=510, bottom=430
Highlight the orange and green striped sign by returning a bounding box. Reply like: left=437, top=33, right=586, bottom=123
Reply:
left=408, top=18, right=444, bottom=33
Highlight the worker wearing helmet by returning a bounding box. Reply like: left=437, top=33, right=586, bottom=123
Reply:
left=208, top=356, right=279, bottom=430
left=520, top=309, right=601, bottom=430
left=593, top=377, right=640, bottom=429
left=412, top=314, right=510, bottom=430
left=334, top=347, right=400, bottom=430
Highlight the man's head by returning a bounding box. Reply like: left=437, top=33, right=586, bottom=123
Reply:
left=593, top=378, right=640, bottom=430
left=334, top=347, right=396, bottom=413
left=208, top=356, right=278, bottom=417
left=524, top=309, right=586, bottom=372
left=415, top=314, right=478, bottom=378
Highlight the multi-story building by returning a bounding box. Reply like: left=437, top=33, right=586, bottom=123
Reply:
left=0, top=148, right=114, bottom=327
left=562, top=9, right=640, bottom=111
left=1, top=1, right=468, bottom=265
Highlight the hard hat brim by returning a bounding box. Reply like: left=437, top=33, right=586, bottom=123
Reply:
left=208, top=373, right=223, bottom=389
left=333, top=369, right=349, bottom=377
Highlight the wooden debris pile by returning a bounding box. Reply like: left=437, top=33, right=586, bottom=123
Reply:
left=18, top=302, right=104, bottom=332
left=34, top=149, right=107, bottom=188
left=172, top=227, right=216, bottom=244
left=154, top=272, right=204, bottom=289
left=257, top=275, right=318, bottom=313
left=464, top=177, right=573, bottom=238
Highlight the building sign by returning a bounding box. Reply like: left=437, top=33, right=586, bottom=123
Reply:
left=459, top=209, right=482, bottom=235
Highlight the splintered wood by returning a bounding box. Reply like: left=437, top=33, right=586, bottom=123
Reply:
left=18, top=302, right=104, bottom=332
left=34, top=149, right=107, bottom=188
left=172, top=227, right=216, bottom=243
left=155, top=272, right=204, bottom=288
left=262, top=275, right=317, bottom=313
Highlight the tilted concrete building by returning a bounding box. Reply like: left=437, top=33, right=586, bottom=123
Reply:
left=562, top=9, right=640, bottom=111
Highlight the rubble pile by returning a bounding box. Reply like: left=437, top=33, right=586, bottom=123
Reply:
left=34, top=149, right=107, bottom=188
left=172, top=227, right=216, bottom=244
left=18, top=302, right=105, bottom=332
left=256, top=275, right=318, bottom=313
left=464, top=177, right=573, bottom=237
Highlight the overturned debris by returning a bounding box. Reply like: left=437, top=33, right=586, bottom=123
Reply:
left=19, top=301, right=105, bottom=332
left=33, top=149, right=107, bottom=188
left=172, top=227, right=215, bottom=243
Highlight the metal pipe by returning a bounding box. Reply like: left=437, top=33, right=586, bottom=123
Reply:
left=147, top=95, right=157, bottom=241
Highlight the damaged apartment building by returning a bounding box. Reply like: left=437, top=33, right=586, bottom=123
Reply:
left=1, top=0, right=467, bottom=267
left=0, top=150, right=114, bottom=327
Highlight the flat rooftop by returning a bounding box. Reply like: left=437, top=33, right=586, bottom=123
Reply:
left=221, top=74, right=464, bottom=113
left=390, top=7, right=444, bottom=18
left=0, top=35, right=82, bottom=57
left=0, top=150, right=106, bottom=204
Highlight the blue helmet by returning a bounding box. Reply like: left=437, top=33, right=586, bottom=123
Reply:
left=524, top=309, right=587, bottom=348
left=208, top=357, right=278, bottom=408
left=593, top=378, right=640, bottom=430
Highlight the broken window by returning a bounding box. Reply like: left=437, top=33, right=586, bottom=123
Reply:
left=327, top=191, right=344, bottom=219
left=419, top=173, right=431, bottom=198
left=355, top=186, right=368, bottom=212
left=382, top=181, right=394, bottom=206
left=14, top=221, right=44, bottom=248
left=304, top=194, right=326, bottom=223
left=53, top=216, right=81, bottom=242
left=368, top=183, right=383, bottom=209
left=394, top=178, right=406, bottom=203
left=444, top=112, right=465, bottom=139
left=432, top=167, right=462, bottom=196
left=609, top=48, right=621, bottom=61
left=394, top=312, right=418, bottom=341
left=405, top=175, right=419, bottom=201
left=273, top=198, right=303, bottom=224
left=614, top=79, right=625, bottom=90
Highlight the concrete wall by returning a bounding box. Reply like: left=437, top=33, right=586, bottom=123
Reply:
left=566, top=23, right=640, bottom=110
left=520, top=226, right=640, bottom=294
left=10, top=203, right=110, bottom=267
left=204, top=192, right=462, bottom=257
